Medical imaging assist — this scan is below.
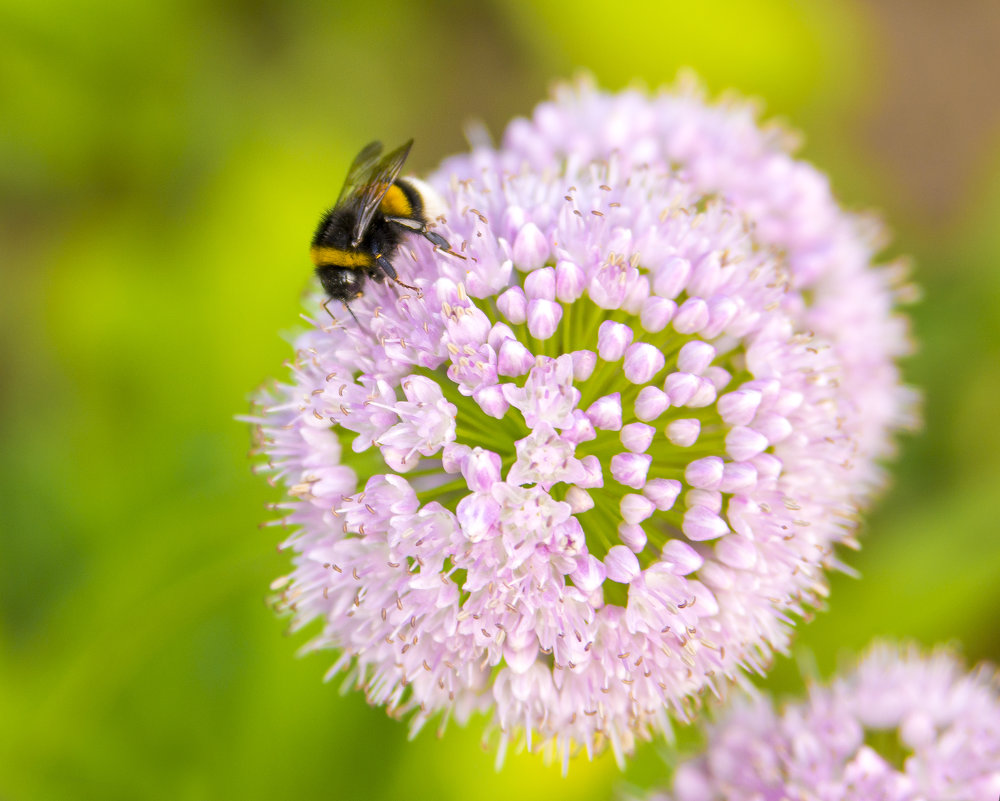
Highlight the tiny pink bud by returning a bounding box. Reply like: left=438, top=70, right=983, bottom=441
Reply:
left=400, top=374, right=445, bottom=403
left=755, top=413, right=793, bottom=444
left=497, top=339, right=535, bottom=376
left=661, top=539, right=703, bottom=574
left=686, top=489, right=722, bottom=513
left=652, top=256, right=690, bottom=298
left=620, top=422, right=655, bottom=453
left=717, top=389, right=762, bottom=426
left=673, top=297, right=710, bottom=333
left=571, top=349, right=597, bottom=381
left=577, top=454, right=604, bottom=488
left=524, top=266, right=556, bottom=300
left=665, top=372, right=699, bottom=406
left=597, top=320, right=633, bottom=361
left=500, top=205, right=526, bottom=239
left=644, top=478, right=681, bottom=511
left=753, top=453, right=782, bottom=481
left=555, top=259, right=586, bottom=302
left=586, top=393, right=623, bottom=430
left=618, top=523, right=647, bottom=552
left=640, top=296, right=676, bottom=332
left=682, top=506, right=730, bottom=541
left=564, top=486, right=594, bottom=513
left=622, top=274, right=650, bottom=314
left=588, top=270, right=629, bottom=309
left=744, top=378, right=781, bottom=401
left=703, top=366, right=731, bottom=391
left=610, top=452, right=651, bottom=489
left=687, top=377, right=717, bottom=407
left=623, top=342, right=665, bottom=384
left=496, top=286, right=527, bottom=324
left=720, top=461, right=758, bottom=493
left=726, top=426, right=770, bottom=460
left=685, top=456, right=724, bottom=490
left=562, top=410, right=596, bottom=443
left=487, top=321, right=516, bottom=351
left=676, top=341, right=716, bottom=375
left=604, top=545, right=640, bottom=583
left=620, top=493, right=655, bottom=525
left=688, top=251, right=722, bottom=297
left=526, top=298, right=562, bottom=339
left=512, top=222, right=548, bottom=271
left=666, top=418, right=700, bottom=447
left=473, top=384, right=509, bottom=419
left=441, top=442, right=471, bottom=473
left=634, top=386, right=670, bottom=422
left=465, top=258, right=512, bottom=298
left=727, top=495, right=758, bottom=537
left=703, top=295, right=739, bottom=337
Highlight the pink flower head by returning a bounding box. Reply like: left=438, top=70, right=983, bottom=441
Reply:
left=247, top=79, right=914, bottom=766
left=652, top=644, right=1000, bottom=801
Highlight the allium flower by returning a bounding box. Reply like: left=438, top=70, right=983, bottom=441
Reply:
left=247, top=78, right=914, bottom=765
left=650, top=644, right=1000, bottom=801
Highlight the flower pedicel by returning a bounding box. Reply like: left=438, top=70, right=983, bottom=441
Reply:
left=247, top=79, right=914, bottom=766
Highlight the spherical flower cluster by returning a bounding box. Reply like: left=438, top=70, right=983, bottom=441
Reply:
left=248, top=79, right=913, bottom=764
left=651, top=644, right=1000, bottom=801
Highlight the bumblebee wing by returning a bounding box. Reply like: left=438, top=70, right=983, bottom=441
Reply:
left=335, top=141, right=384, bottom=206
left=350, top=139, right=414, bottom=246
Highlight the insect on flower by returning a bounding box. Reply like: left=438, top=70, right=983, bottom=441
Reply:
left=310, top=139, right=454, bottom=321
left=250, top=79, right=917, bottom=767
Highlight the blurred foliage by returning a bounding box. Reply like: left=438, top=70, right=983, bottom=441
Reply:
left=1, top=0, right=998, bottom=799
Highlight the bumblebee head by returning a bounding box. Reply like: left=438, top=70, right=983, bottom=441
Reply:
left=317, top=265, right=364, bottom=303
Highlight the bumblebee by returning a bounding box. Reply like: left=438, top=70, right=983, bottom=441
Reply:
left=310, top=139, right=450, bottom=317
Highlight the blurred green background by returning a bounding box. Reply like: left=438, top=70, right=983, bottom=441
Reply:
left=2, top=0, right=999, bottom=798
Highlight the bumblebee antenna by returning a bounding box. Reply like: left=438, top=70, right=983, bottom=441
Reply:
left=343, top=302, right=362, bottom=328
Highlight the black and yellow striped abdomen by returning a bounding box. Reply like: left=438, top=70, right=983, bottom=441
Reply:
left=379, top=179, right=424, bottom=221
left=309, top=246, right=373, bottom=268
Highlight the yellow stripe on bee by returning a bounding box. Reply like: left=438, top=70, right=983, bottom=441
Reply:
left=380, top=184, right=413, bottom=217
left=310, top=247, right=373, bottom=267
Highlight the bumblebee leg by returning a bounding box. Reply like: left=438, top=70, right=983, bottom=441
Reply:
left=321, top=297, right=362, bottom=329
left=423, top=230, right=450, bottom=250
left=385, top=216, right=424, bottom=231
left=321, top=297, right=337, bottom=321
left=422, top=229, right=465, bottom=260
left=373, top=253, right=398, bottom=280
left=374, top=254, right=419, bottom=293
left=386, top=216, right=464, bottom=259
